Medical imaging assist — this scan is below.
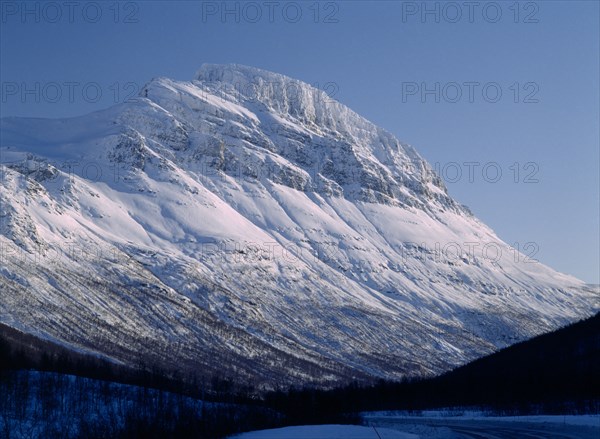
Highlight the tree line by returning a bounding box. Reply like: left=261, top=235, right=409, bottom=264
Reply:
left=1, top=312, right=598, bottom=437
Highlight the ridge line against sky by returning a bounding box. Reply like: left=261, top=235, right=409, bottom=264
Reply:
left=1, top=0, right=598, bottom=283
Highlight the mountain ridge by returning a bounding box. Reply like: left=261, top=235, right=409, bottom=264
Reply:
left=0, top=64, right=597, bottom=389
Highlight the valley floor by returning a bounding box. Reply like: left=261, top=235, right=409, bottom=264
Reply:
left=230, top=424, right=417, bottom=438
left=363, top=413, right=600, bottom=439
left=232, top=416, right=600, bottom=439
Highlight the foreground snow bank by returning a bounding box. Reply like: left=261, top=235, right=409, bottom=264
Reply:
left=231, top=424, right=419, bottom=438
left=364, top=411, right=600, bottom=427
left=457, top=414, right=600, bottom=427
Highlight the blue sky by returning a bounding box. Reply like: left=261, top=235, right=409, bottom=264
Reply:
left=1, top=1, right=598, bottom=283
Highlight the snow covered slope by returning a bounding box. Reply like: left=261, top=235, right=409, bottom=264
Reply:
left=230, top=424, right=418, bottom=438
left=0, top=64, right=597, bottom=388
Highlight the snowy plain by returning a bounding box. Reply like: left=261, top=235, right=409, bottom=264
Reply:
left=363, top=411, right=600, bottom=427
left=232, top=416, right=600, bottom=439
left=230, top=424, right=418, bottom=439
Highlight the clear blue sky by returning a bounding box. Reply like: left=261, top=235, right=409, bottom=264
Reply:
left=1, top=1, right=598, bottom=283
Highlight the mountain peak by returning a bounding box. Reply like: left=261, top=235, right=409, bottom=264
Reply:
left=135, top=65, right=454, bottom=210
left=195, top=63, right=288, bottom=85
left=193, top=62, right=339, bottom=120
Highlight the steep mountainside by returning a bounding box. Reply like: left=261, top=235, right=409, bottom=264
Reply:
left=0, top=64, right=597, bottom=388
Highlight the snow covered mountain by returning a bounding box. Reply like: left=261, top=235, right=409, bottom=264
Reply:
left=0, top=64, right=597, bottom=389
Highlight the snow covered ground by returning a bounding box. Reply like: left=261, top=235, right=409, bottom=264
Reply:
left=362, top=410, right=600, bottom=428
left=230, top=415, right=600, bottom=438
left=0, top=370, right=209, bottom=438
left=364, top=411, right=600, bottom=427
left=363, top=412, right=600, bottom=438
left=231, top=424, right=418, bottom=438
